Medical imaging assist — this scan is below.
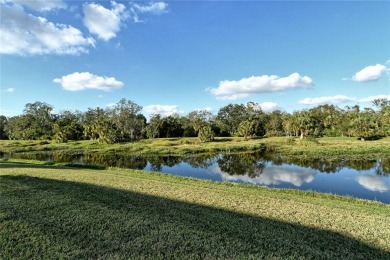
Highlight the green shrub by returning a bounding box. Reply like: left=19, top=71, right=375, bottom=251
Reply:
left=198, top=125, right=215, bottom=142
left=298, top=137, right=319, bottom=146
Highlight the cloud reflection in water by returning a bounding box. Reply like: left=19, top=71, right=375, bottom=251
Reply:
left=357, top=175, right=389, bottom=193
left=212, top=166, right=316, bottom=187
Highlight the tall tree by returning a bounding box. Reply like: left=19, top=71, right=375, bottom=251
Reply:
left=159, top=115, right=183, bottom=138
left=23, top=101, right=54, bottom=139
left=82, top=107, right=117, bottom=144
left=216, top=103, right=264, bottom=137
left=264, top=110, right=284, bottom=137
left=112, top=99, right=144, bottom=141
left=350, top=108, right=377, bottom=141
left=146, top=114, right=163, bottom=139
left=188, top=110, right=213, bottom=134
left=0, top=115, right=8, bottom=140
left=236, top=120, right=255, bottom=140
left=53, top=110, right=83, bottom=143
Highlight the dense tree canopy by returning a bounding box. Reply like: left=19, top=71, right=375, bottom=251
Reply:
left=1, top=99, right=390, bottom=143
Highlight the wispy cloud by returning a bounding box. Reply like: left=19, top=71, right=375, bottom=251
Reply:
left=194, top=107, right=213, bottom=113
left=357, top=95, right=390, bottom=103
left=132, top=1, right=167, bottom=14
left=4, top=0, right=66, bottom=12
left=130, top=1, right=168, bottom=23
left=299, top=95, right=356, bottom=106
left=53, top=72, right=124, bottom=91
left=209, top=73, right=313, bottom=100
left=5, top=88, right=15, bottom=93
left=106, top=102, right=116, bottom=107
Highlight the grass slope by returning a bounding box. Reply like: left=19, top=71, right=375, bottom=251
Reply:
left=1, top=137, right=390, bottom=159
left=1, top=160, right=389, bottom=259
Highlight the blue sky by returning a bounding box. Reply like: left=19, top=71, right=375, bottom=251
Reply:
left=1, top=0, right=389, bottom=118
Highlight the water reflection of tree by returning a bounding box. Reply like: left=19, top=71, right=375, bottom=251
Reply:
left=277, top=157, right=345, bottom=173
left=84, top=153, right=147, bottom=169
left=345, top=160, right=376, bottom=171
left=375, top=158, right=390, bottom=176
left=217, top=153, right=266, bottom=178
left=183, top=154, right=216, bottom=169
left=381, top=158, right=390, bottom=175
left=146, top=156, right=182, bottom=172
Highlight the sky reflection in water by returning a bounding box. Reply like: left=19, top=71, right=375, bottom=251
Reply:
left=3, top=152, right=390, bottom=203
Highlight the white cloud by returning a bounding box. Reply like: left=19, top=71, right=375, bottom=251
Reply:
left=212, top=166, right=316, bottom=187
left=53, top=72, right=124, bottom=91
left=130, top=1, right=168, bottom=22
left=259, top=102, right=281, bottom=112
left=209, top=73, right=313, bottom=100
left=144, top=104, right=183, bottom=117
left=357, top=95, right=390, bottom=103
left=0, top=3, right=94, bottom=55
left=132, top=1, right=168, bottom=14
left=5, top=0, right=66, bottom=12
left=0, top=109, right=20, bottom=117
left=357, top=175, right=389, bottom=193
left=83, top=1, right=128, bottom=41
left=5, top=88, right=15, bottom=93
left=194, top=107, right=213, bottom=112
left=299, top=95, right=356, bottom=106
left=106, top=103, right=116, bottom=107
left=352, top=64, right=388, bottom=82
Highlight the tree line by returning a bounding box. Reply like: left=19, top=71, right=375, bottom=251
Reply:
left=1, top=98, right=389, bottom=143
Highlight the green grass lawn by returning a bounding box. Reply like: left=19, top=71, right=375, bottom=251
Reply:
left=1, top=136, right=390, bottom=159
left=1, top=160, right=389, bottom=259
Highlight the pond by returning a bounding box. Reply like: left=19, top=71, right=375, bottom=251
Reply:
left=2, top=151, right=390, bottom=204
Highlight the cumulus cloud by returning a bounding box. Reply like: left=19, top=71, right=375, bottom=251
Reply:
left=212, top=166, right=316, bottom=187
left=130, top=1, right=168, bottom=22
left=357, top=95, right=390, bottom=103
left=299, top=95, right=356, bottom=106
left=357, top=175, right=389, bottom=193
left=352, top=64, right=388, bottom=82
left=259, top=102, right=281, bottom=112
left=83, top=1, right=128, bottom=41
left=53, top=72, right=124, bottom=91
left=5, top=88, right=15, bottom=93
left=144, top=104, right=183, bottom=117
left=209, top=73, right=313, bottom=100
left=5, top=0, right=66, bottom=12
left=0, top=3, right=94, bottom=55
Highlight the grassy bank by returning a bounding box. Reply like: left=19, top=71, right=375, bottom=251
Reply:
left=1, top=136, right=390, bottom=159
left=1, top=160, right=389, bottom=259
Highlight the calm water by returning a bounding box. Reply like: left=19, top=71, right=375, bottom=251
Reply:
left=2, top=152, right=390, bottom=203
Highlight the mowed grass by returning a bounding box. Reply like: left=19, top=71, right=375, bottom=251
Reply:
left=1, top=160, right=389, bottom=259
left=1, top=136, right=390, bottom=159
left=0, top=137, right=265, bottom=155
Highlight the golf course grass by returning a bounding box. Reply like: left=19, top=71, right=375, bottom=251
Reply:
left=1, top=160, right=389, bottom=259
